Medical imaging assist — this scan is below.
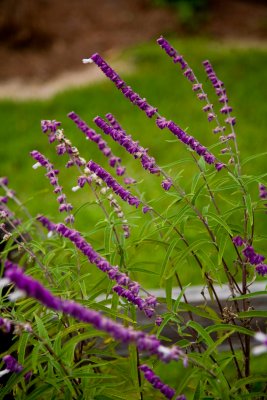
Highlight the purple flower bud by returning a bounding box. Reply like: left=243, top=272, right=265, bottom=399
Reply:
left=202, top=104, right=213, bottom=112
left=220, top=105, right=233, bottom=114
left=207, top=113, right=215, bottom=122
left=192, top=83, right=202, bottom=92
left=197, top=93, right=207, bottom=100
left=256, top=264, right=267, bottom=276
left=155, top=316, right=163, bottom=326
left=124, top=177, right=137, bottom=185
left=2, top=355, right=23, bottom=373
left=215, top=162, right=225, bottom=171
left=225, top=117, right=236, bottom=126
left=232, top=236, right=244, bottom=247
left=0, top=177, right=8, bottom=186
left=161, top=179, right=172, bottom=191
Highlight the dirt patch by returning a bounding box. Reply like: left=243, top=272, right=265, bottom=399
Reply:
left=0, top=0, right=266, bottom=89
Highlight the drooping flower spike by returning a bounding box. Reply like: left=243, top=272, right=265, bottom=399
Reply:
left=30, top=150, right=74, bottom=224
left=4, top=261, right=186, bottom=364
left=37, top=219, right=156, bottom=316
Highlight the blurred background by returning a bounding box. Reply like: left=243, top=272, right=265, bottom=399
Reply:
left=0, top=0, right=266, bottom=85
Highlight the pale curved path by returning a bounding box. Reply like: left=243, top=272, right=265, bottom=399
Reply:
left=0, top=40, right=266, bottom=101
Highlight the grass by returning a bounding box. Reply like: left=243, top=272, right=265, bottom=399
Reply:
left=1, top=36, right=267, bottom=288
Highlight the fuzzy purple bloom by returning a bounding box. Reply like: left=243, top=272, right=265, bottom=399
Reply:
left=232, top=236, right=244, bottom=247
left=161, top=179, right=172, bottom=191
left=242, top=246, right=265, bottom=266
left=2, top=355, right=23, bottom=373
left=255, top=264, right=267, bottom=276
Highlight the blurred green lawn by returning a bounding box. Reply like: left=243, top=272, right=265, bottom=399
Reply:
left=1, top=37, right=267, bottom=287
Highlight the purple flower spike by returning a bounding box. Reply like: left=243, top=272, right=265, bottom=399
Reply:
left=139, top=364, right=185, bottom=400
left=157, top=36, right=187, bottom=71
left=37, top=215, right=57, bottom=233
left=30, top=151, right=74, bottom=223
left=87, top=160, right=140, bottom=208
left=68, top=111, right=124, bottom=172
left=4, top=261, right=186, bottom=364
left=88, top=54, right=157, bottom=118
left=203, top=60, right=236, bottom=124
left=94, top=116, right=161, bottom=177
left=5, top=260, right=62, bottom=310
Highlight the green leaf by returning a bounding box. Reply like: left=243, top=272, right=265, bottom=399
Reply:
left=238, top=310, right=267, bottom=318
left=172, top=283, right=191, bottom=312
left=187, top=321, right=214, bottom=347
left=206, top=323, right=254, bottom=336
left=242, top=151, right=267, bottom=165
left=165, top=277, right=173, bottom=309
left=228, top=290, right=267, bottom=301
left=244, top=193, right=253, bottom=227
left=160, top=237, right=180, bottom=279
left=208, top=212, right=233, bottom=235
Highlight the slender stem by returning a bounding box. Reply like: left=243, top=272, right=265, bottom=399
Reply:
left=136, top=348, right=143, bottom=400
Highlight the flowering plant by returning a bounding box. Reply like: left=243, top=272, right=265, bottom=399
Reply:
left=0, top=36, right=266, bottom=399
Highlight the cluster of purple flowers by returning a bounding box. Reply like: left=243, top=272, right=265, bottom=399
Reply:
left=37, top=220, right=157, bottom=316
left=85, top=47, right=222, bottom=171
left=139, top=364, right=185, bottom=400
left=41, top=120, right=61, bottom=143
left=30, top=150, right=74, bottom=224
left=4, top=261, right=186, bottom=364
left=68, top=111, right=126, bottom=176
left=202, top=60, right=236, bottom=128
left=94, top=116, right=160, bottom=174
left=87, top=160, right=141, bottom=207
left=232, top=236, right=267, bottom=276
